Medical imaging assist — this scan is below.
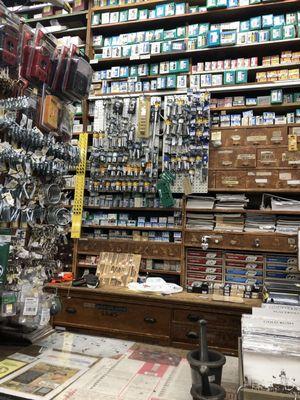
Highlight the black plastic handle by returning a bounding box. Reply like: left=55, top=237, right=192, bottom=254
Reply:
left=144, top=317, right=157, bottom=324
left=187, top=313, right=201, bottom=322
left=66, top=307, right=77, bottom=314
left=186, top=331, right=199, bottom=339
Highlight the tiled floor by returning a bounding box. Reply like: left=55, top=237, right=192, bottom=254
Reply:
left=0, top=331, right=239, bottom=399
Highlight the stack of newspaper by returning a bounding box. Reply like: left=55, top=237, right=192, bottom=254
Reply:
left=215, top=213, right=244, bottom=232
left=186, top=213, right=214, bottom=230
left=244, top=214, right=276, bottom=232
left=215, top=194, right=248, bottom=210
left=276, top=217, right=300, bottom=234
left=186, top=196, right=215, bottom=210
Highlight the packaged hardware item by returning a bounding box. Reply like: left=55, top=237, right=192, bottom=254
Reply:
left=21, top=24, right=56, bottom=84
left=62, top=47, right=93, bottom=101
left=0, top=4, right=20, bottom=67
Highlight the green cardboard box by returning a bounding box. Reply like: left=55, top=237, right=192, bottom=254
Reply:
left=177, top=26, right=186, bottom=38
left=273, top=14, right=285, bottom=26
left=236, top=70, right=248, bottom=84
left=250, top=16, right=261, bottom=30
left=240, top=20, right=250, bottom=31
left=270, top=26, right=283, bottom=40
left=150, top=64, right=159, bottom=75
left=178, top=59, right=189, bottom=72
left=139, top=9, right=148, bottom=19
left=119, top=10, right=128, bottom=22
left=283, top=24, right=296, bottom=39
left=262, top=14, right=273, bottom=28
left=224, top=70, right=236, bottom=85
left=169, top=61, right=178, bottom=73
left=130, top=65, right=138, bottom=76
left=166, top=74, right=176, bottom=88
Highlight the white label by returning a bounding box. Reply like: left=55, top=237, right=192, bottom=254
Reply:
left=206, top=267, right=217, bottom=273
left=206, top=260, right=217, bottom=266
left=288, top=180, right=300, bottom=185
left=255, top=179, right=268, bottom=183
left=130, top=55, right=140, bottom=60
left=90, top=60, right=99, bottom=64
left=211, top=131, right=221, bottom=141
left=140, top=54, right=151, bottom=59
left=40, top=308, right=50, bottom=326
left=23, top=297, right=39, bottom=316
left=256, top=171, right=272, bottom=176
left=279, top=173, right=292, bottom=180
left=247, top=135, right=267, bottom=142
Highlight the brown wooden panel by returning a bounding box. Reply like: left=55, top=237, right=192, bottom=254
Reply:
left=173, top=308, right=241, bottom=330
left=277, top=169, right=300, bottom=190
left=171, top=322, right=239, bottom=351
left=55, top=297, right=171, bottom=337
left=208, top=170, right=215, bottom=189
left=246, top=170, right=278, bottom=190
left=212, top=128, right=247, bottom=147
left=257, top=147, right=300, bottom=169
left=215, top=171, right=246, bottom=190
left=210, top=148, right=256, bottom=169
left=184, top=231, right=297, bottom=253
left=77, top=240, right=181, bottom=259
left=245, top=126, right=287, bottom=146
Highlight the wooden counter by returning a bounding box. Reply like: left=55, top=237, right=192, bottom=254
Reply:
left=45, top=284, right=261, bottom=356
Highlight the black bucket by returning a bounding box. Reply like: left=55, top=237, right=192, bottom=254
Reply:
left=187, top=348, right=226, bottom=386
left=191, top=383, right=226, bottom=400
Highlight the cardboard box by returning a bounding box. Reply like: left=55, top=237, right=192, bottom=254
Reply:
left=236, top=70, right=248, bottom=83
left=208, top=30, right=221, bottom=46
left=224, top=70, right=235, bottom=84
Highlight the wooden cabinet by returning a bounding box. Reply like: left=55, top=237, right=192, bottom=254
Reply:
left=184, top=231, right=297, bottom=253
left=55, top=296, right=171, bottom=342
left=78, top=239, right=181, bottom=260
left=210, top=125, right=300, bottom=191
left=46, top=285, right=257, bottom=356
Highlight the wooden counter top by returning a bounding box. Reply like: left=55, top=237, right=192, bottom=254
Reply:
left=45, top=283, right=261, bottom=310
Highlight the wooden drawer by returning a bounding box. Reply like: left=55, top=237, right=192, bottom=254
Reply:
left=278, top=170, right=300, bottom=190
left=55, top=297, right=171, bottom=337
left=173, top=309, right=241, bottom=330
left=245, top=126, right=287, bottom=146
left=246, top=170, right=278, bottom=190
left=257, top=147, right=300, bottom=169
left=210, top=147, right=256, bottom=169
left=184, top=231, right=297, bottom=253
left=208, top=170, right=215, bottom=189
left=211, top=128, right=247, bottom=147
left=172, top=322, right=239, bottom=350
left=215, top=171, right=246, bottom=190
left=78, top=240, right=181, bottom=259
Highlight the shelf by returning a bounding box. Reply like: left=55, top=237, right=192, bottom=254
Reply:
left=91, top=0, right=300, bottom=33
left=91, top=38, right=300, bottom=68
left=78, top=238, right=181, bottom=245
left=184, top=229, right=297, bottom=236
left=211, top=123, right=300, bottom=130
left=186, top=208, right=300, bottom=215
left=139, top=269, right=181, bottom=275
left=209, top=188, right=300, bottom=193
left=89, top=80, right=300, bottom=99
left=25, top=10, right=87, bottom=24
left=83, top=205, right=181, bottom=211
left=212, top=101, right=300, bottom=112
left=92, top=0, right=188, bottom=12
left=82, top=224, right=182, bottom=231
left=192, top=62, right=300, bottom=76
left=52, top=26, right=87, bottom=37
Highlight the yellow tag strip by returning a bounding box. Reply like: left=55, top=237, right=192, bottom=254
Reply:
left=71, top=133, right=88, bottom=238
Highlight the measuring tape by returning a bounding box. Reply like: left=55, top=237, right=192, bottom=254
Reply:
left=71, top=133, right=88, bottom=238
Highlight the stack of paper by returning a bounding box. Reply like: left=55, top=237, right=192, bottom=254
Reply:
left=244, top=214, right=276, bottom=232
left=242, top=304, right=300, bottom=396
left=215, top=194, right=249, bottom=210
left=186, top=196, right=215, bottom=210
left=215, top=213, right=244, bottom=232
left=271, top=197, right=300, bottom=212
left=276, top=217, right=300, bottom=234
left=186, top=213, right=214, bottom=230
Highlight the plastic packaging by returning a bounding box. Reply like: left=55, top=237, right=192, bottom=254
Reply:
left=0, top=4, right=20, bottom=66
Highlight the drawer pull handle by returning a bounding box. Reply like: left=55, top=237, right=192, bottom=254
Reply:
left=144, top=317, right=156, bottom=324
left=66, top=307, right=76, bottom=314
left=187, top=314, right=201, bottom=322
left=186, top=331, right=199, bottom=339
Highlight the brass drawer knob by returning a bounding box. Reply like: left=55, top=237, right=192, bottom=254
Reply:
left=144, top=317, right=156, bottom=324
left=187, top=313, right=201, bottom=322
left=66, top=307, right=77, bottom=314
left=186, top=331, right=199, bottom=339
